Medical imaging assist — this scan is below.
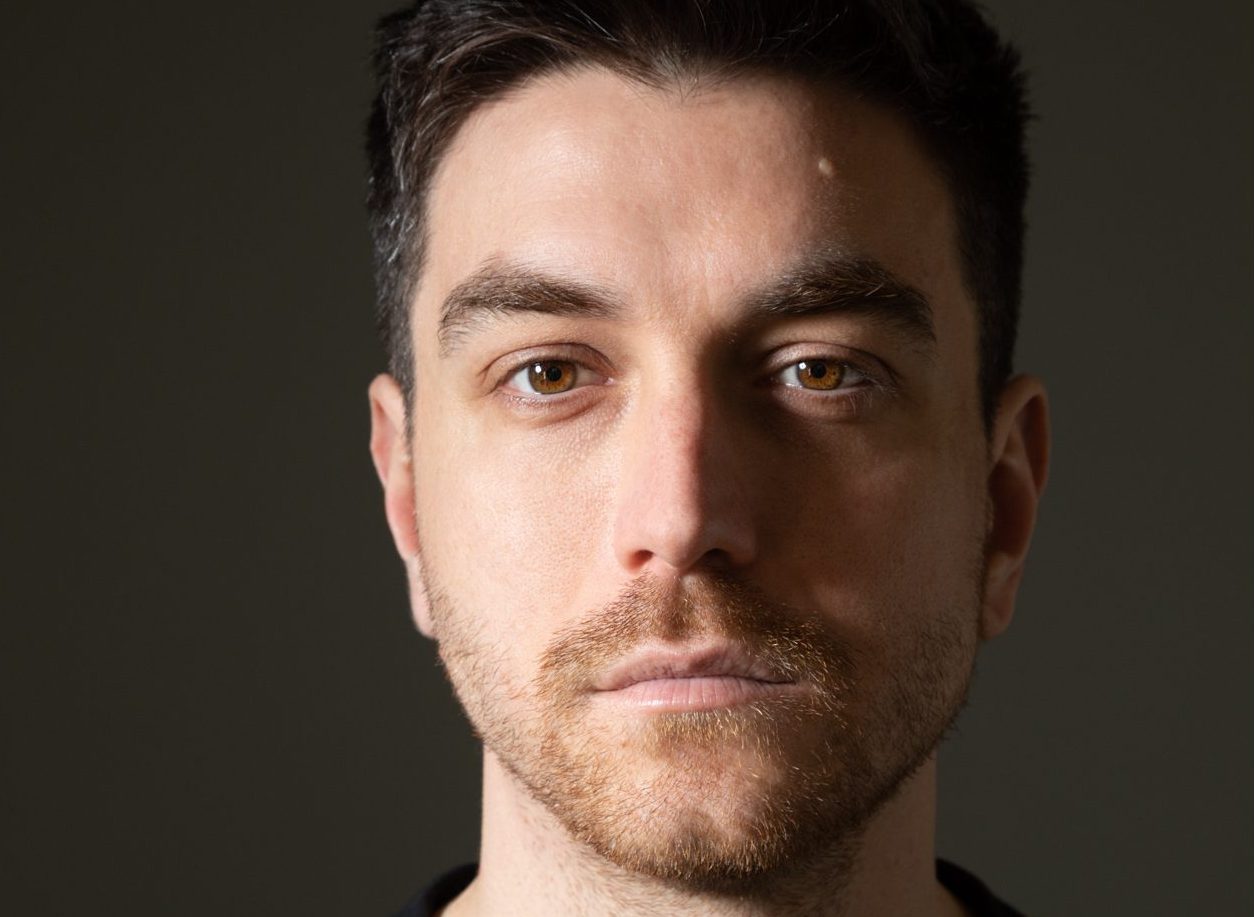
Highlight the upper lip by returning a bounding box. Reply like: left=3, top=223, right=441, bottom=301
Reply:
left=594, top=642, right=792, bottom=691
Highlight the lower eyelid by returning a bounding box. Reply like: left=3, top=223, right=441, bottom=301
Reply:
left=773, top=383, right=879, bottom=419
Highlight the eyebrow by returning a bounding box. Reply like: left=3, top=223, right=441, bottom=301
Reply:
left=438, top=262, right=622, bottom=356
left=739, top=254, right=936, bottom=346
left=436, top=254, right=935, bottom=357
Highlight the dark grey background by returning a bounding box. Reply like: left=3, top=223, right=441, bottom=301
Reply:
left=3, top=2, right=1250, bottom=914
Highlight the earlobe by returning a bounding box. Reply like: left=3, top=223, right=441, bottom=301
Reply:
left=404, top=554, right=436, bottom=639
left=368, top=374, right=436, bottom=638
left=980, top=375, right=1050, bottom=640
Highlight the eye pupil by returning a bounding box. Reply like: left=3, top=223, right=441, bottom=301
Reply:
left=544, top=365, right=563, bottom=383
left=806, top=361, right=828, bottom=379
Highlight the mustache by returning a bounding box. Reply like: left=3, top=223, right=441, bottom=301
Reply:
left=536, top=573, right=853, bottom=696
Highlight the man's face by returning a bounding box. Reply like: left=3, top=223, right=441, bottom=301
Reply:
left=388, top=68, right=999, bottom=881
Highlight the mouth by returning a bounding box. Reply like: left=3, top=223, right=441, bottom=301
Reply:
left=592, top=642, right=800, bottom=712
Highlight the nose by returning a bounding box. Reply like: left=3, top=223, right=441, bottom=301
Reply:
left=611, top=378, right=757, bottom=577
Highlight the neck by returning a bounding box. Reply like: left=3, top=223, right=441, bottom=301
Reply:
left=442, top=753, right=963, bottom=917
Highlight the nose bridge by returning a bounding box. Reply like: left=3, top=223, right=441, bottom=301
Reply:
left=612, top=369, right=755, bottom=575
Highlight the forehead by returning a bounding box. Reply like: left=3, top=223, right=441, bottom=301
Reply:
left=418, top=66, right=968, bottom=349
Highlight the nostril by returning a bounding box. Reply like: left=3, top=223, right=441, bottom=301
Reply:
left=698, top=548, right=736, bottom=573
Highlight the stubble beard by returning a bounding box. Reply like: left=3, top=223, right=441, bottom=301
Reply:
left=427, top=569, right=978, bottom=893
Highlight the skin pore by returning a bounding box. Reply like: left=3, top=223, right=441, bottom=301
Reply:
left=370, top=67, right=1049, bottom=916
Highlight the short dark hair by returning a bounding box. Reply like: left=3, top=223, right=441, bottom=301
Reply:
left=366, top=0, right=1029, bottom=425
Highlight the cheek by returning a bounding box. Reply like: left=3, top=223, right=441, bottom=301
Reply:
left=764, top=434, right=987, bottom=626
left=413, top=413, right=613, bottom=651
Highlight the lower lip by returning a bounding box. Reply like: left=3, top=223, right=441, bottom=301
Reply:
left=595, top=676, right=797, bottom=712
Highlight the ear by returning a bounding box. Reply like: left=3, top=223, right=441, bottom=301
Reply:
left=980, top=374, right=1050, bottom=640
left=368, top=374, right=435, bottom=637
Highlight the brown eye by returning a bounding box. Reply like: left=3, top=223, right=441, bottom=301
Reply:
left=794, top=359, right=844, bottom=390
left=525, top=360, right=577, bottom=394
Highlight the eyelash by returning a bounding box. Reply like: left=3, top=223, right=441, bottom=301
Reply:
left=493, top=348, right=607, bottom=404
left=494, top=352, right=884, bottom=407
left=770, top=359, right=869, bottom=392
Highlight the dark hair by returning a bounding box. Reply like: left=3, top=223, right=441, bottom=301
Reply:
left=366, top=0, right=1029, bottom=424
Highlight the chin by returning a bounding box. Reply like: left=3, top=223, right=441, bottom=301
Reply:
left=570, top=772, right=858, bottom=889
left=522, top=706, right=867, bottom=884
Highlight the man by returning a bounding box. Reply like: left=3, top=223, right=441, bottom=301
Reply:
left=366, top=1, right=1049, bottom=914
